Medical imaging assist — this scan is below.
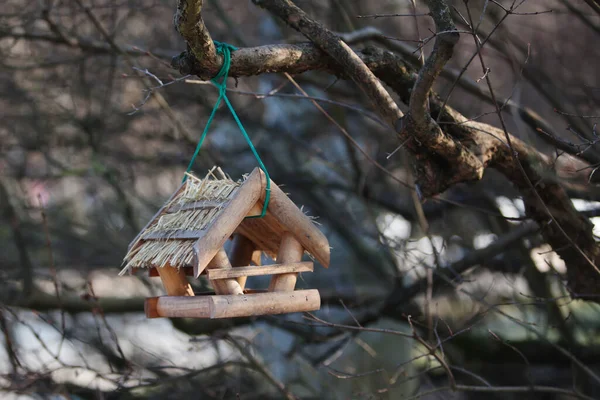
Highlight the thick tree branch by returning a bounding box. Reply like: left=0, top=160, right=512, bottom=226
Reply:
left=395, top=0, right=484, bottom=195
left=254, top=0, right=483, bottom=195
left=335, top=26, right=600, bottom=167
left=171, top=0, right=484, bottom=196
left=170, top=1, right=600, bottom=298
left=174, top=0, right=219, bottom=78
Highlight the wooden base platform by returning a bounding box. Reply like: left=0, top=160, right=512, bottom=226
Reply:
left=145, top=289, right=320, bottom=319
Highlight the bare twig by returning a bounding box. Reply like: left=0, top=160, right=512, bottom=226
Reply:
left=584, top=0, right=600, bottom=15
left=356, top=13, right=430, bottom=19
left=462, top=0, right=600, bottom=286
left=252, top=0, right=403, bottom=127
left=226, top=335, right=297, bottom=400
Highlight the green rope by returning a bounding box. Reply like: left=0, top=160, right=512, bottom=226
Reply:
left=183, top=41, right=270, bottom=218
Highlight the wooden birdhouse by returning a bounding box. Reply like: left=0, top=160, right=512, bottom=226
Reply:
left=120, top=167, right=330, bottom=319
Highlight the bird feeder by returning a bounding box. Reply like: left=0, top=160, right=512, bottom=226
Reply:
left=120, top=167, right=330, bottom=319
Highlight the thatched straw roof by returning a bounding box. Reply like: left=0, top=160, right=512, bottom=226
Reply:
left=119, top=168, right=240, bottom=275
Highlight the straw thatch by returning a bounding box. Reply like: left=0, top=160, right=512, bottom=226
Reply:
left=119, top=167, right=241, bottom=275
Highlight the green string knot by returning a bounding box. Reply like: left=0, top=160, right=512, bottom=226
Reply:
left=183, top=40, right=270, bottom=219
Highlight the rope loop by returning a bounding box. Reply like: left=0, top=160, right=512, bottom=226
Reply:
left=183, top=41, right=270, bottom=219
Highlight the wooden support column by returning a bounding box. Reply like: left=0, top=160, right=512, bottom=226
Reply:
left=207, top=248, right=244, bottom=295
left=157, top=264, right=195, bottom=296
left=269, top=232, right=303, bottom=292
left=230, top=234, right=261, bottom=289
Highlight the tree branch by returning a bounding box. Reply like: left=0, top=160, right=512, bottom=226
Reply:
left=174, top=0, right=218, bottom=79
left=252, top=0, right=402, bottom=127
left=584, top=0, right=600, bottom=16
left=169, top=1, right=600, bottom=299
left=409, top=0, right=459, bottom=122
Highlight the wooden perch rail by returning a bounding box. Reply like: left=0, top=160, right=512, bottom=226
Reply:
left=145, top=289, right=321, bottom=319
left=207, top=261, right=312, bottom=280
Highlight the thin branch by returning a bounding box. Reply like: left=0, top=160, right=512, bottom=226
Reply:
left=252, top=0, right=403, bottom=127
left=72, top=0, right=201, bottom=150
left=226, top=335, right=297, bottom=400
left=356, top=13, right=431, bottom=19
left=383, top=221, right=540, bottom=311
left=462, top=0, right=600, bottom=284
left=282, top=73, right=412, bottom=189
left=410, top=0, right=460, bottom=123
left=584, top=0, right=600, bottom=15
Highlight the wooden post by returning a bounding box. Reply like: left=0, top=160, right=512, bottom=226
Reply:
left=157, top=265, right=195, bottom=296
left=144, top=290, right=320, bottom=319
left=207, top=248, right=244, bottom=295
left=269, top=232, right=303, bottom=292
left=230, top=234, right=260, bottom=289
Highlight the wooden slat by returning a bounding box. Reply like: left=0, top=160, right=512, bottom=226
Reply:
left=142, top=229, right=206, bottom=240
left=207, top=261, right=313, bottom=280
left=210, top=289, right=320, bottom=318
left=145, top=289, right=321, bottom=319
left=166, top=199, right=229, bottom=213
